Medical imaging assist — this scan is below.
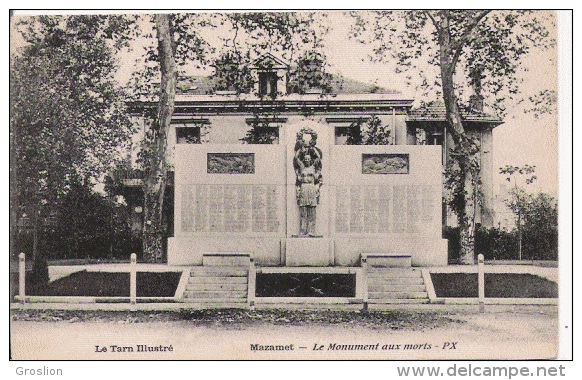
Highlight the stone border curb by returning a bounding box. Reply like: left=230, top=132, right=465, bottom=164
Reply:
left=174, top=268, right=190, bottom=300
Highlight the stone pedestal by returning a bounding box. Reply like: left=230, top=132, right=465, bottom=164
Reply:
left=202, top=253, right=251, bottom=267
left=285, top=238, right=332, bottom=266
left=361, top=253, right=412, bottom=268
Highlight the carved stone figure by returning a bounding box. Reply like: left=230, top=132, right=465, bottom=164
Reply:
left=293, top=128, right=322, bottom=236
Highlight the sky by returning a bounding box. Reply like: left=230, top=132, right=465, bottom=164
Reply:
left=10, top=10, right=564, bottom=197
left=320, top=11, right=560, bottom=197
left=119, top=10, right=562, bottom=197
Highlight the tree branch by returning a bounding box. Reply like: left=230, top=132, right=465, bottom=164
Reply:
left=451, top=10, right=491, bottom=52
left=450, top=10, right=491, bottom=71
left=423, top=11, right=440, bottom=32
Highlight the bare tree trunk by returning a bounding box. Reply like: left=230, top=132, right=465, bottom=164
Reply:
left=437, top=13, right=478, bottom=264
left=142, top=14, right=177, bottom=263
left=459, top=166, right=478, bottom=264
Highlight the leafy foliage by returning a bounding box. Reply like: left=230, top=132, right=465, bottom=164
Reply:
left=447, top=220, right=557, bottom=262
left=218, top=12, right=327, bottom=64
left=211, top=50, right=255, bottom=94
left=501, top=165, right=558, bottom=260
left=127, top=12, right=331, bottom=260
left=14, top=182, right=140, bottom=262
left=496, top=165, right=558, bottom=260
left=500, top=164, right=537, bottom=185
left=520, top=193, right=558, bottom=260
left=50, top=182, right=137, bottom=260
left=350, top=10, right=555, bottom=115
left=499, top=164, right=537, bottom=258
left=240, top=125, right=279, bottom=145
left=11, top=15, right=134, bottom=264
left=444, top=138, right=483, bottom=218
left=524, top=90, right=558, bottom=119
left=209, top=13, right=330, bottom=96
left=475, top=225, right=519, bottom=260
left=350, top=10, right=554, bottom=264
left=345, top=116, right=392, bottom=145
left=128, top=13, right=212, bottom=103
left=288, top=50, right=334, bottom=94
left=11, top=15, right=133, bottom=200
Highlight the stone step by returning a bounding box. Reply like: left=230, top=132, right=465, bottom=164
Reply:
left=183, top=291, right=247, bottom=299
left=181, top=298, right=248, bottom=304
left=368, top=291, right=428, bottom=299
left=189, top=268, right=248, bottom=277
left=368, top=299, right=430, bottom=305
left=368, top=284, right=427, bottom=293
left=368, top=277, right=425, bottom=285
left=367, top=269, right=423, bottom=278
left=364, top=253, right=412, bottom=268
left=186, top=283, right=248, bottom=292
left=202, top=253, right=251, bottom=267
left=188, top=276, right=248, bottom=284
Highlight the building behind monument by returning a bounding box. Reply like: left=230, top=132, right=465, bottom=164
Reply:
left=117, top=53, right=503, bottom=267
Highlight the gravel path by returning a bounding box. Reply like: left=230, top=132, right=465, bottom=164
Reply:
left=10, top=306, right=559, bottom=360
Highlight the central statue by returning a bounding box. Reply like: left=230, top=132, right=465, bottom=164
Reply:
left=293, top=127, right=322, bottom=237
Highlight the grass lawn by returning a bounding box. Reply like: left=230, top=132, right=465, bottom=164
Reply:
left=430, top=273, right=558, bottom=298
left=24, top=271, right=182, bottom=298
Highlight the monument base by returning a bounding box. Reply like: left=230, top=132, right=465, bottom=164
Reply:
left=168, top=237, right=281, bottom=266
left=202, top=253, right=251, bottom=267
left=361, top=252, right=412, bottom=268
left=285, top=238, right=332, bottom=266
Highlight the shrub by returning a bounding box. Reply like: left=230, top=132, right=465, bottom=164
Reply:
left=475, top=225, right=516, bottom=260
left=30, top=257, right=49, bottom=285
left=443, top=226, right=461, bottom=264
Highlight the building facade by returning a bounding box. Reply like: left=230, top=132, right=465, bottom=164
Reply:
left=124, top=54, right=503, bottom=266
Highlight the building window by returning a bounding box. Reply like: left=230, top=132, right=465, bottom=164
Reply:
left=427, top=132, right=444, bottom=146
left=176, top=127, right=201, bottom=144
left=416, top=129, right=443, bottom=146
left=416, top=129, right=446, bottom=164
left=258, top=71, right=278, bottom=98
left=334, top=127, right=352, bottom=145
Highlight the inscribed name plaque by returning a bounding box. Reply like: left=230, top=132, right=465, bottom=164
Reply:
left=362, top=153, right=409, bottom=174
left=181, top=184, right=281, bottom=233
left=207, top=153, right=255, bottom=174
left=334, top=185, right=436, bottom=234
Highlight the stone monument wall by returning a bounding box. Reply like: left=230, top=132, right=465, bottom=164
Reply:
left=168, top=124, right=447, bottom=267
left=168, top=144, right=285, bottom=265
left=329, top=145, right=448, bottom=266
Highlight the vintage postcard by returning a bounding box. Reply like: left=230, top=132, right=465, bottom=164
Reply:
left=9, top=10, right=571, bottom=369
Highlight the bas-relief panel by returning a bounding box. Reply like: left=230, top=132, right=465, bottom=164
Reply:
left=207, top=153, right=255, bottom=174
left=362, top=153, right=409, bottom=174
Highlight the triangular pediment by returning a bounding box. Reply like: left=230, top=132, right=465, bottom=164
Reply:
left=250, top=53, right=288, bottom=70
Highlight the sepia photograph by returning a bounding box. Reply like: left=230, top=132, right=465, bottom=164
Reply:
left=8, top=9, right=571, bottom=368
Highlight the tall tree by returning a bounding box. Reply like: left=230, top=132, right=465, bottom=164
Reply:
left=132, top=12, right=328, bottom=261
left=141, top=14, right=178, bottom=262
left=500, top=164, right=537, bottom=260
left=10, top=15, right=134, bottom=267
left=351, top=10, right=555, bottom=263
left=128, top=13, right=210, bottom=262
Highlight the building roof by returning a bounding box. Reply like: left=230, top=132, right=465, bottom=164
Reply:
left=407, top=102, right=503, bottom=125
left=250, top=53, right=288, bottom=69
left=176, top=74, right=403, bottom=96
